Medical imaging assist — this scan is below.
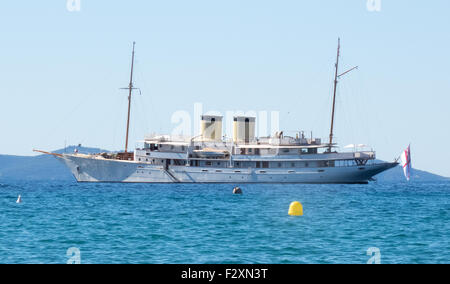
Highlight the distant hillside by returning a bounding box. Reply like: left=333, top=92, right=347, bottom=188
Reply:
left=0, top=147, right=448, bottom=182
left=0, top=146, right=109, bottom=181
left=375, top=163, right=449, bottom=183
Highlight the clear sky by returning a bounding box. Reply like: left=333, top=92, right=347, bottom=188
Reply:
left=0, top=1, right=449, bottom=177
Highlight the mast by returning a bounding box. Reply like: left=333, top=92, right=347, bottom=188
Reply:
left=328, top=38, right=340, bottom=152
left=124, top=42, right=136, bottom=153
left=328, top=38, right=358, bottom=152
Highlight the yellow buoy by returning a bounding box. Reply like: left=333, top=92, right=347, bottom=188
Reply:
left=288, top=201, right=303, bottom=216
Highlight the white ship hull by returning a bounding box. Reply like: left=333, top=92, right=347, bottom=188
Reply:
left=56, top=154, right=397, bottom=184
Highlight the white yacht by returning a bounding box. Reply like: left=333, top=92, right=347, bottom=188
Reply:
left=35, top=40, right=398, bottom=184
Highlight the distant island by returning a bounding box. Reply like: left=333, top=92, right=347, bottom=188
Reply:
left=0, top=146, right=104, bottom=181
left=0, top=146, right=448, bottom=182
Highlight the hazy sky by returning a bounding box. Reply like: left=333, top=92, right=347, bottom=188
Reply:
left=0, top=1, right=449, bottom=177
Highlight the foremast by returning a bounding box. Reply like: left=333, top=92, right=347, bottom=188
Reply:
left=124, top=41, right=136, bottom=153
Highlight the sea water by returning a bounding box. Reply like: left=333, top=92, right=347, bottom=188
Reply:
left=0, top=181, right=448, bottom=264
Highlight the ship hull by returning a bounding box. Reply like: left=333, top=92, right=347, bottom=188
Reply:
left=56, top=155, right=397, bottom=184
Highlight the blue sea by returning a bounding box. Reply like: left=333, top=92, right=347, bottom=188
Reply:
left=0, top=181, right=448, bottom=264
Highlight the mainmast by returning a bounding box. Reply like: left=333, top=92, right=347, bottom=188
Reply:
left=328, top=38, right=340, bottom=152
left=328, top=38, right=358, bottom=152
left=124, top=42, right=136, bottom=153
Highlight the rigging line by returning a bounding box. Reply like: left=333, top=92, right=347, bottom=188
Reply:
left=40, top=89, right=98, bottom=148
left=336, top=65, right=347, bottom=146
left=112, top=90, right=128, bottom=152
left=352, top=70, right=371, bottom=149
left=138, top=93, right=150, bottom=134
left=360, top=73, right=374, bottom=150
left=339, top=79, right=355, bottom=147
left=134, top=67, right=150, bottom=135
left=294, top=56, right=331, bottom=133
left=129, top=60, right=150, bottom=142
left=364, top=71, right=386, bottom=149
left=309, top=80, right=334, bottom=141
left=135, top=57, right=157, bottom=135
left=354, top=71, right=370, bottom=147
left=78, top=85, right=128, bottom=152
left=130, top=94, right=144, bottom=146
left=310, top=60, right=337, bottom=139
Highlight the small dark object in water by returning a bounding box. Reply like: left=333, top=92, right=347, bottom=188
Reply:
left=233, top=187, right=242, bottom=194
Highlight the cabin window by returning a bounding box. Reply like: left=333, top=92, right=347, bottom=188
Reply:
left=256, top=161, right=261, bottom=168
left=255, top=148, right=260, bottom=155
left=291, top=162, right=295, bottom=167
left=305, top=162, right=309, bottom=167
left=248, top=149, right=252, bottom=153
left=278, top=163, right=282, bottom=168
left=240, top=149, right=245, bottom=155
left=262, top=162, right=269, bottom=168
left=173, top=160, right=183, bottom=166
left=181, top=146, right=185, bottom=151
left=235, top=162, right=240, bottom=167
left=205, top=161, right=212, bottom=166
left=301, top=148, right=308, bottom=154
